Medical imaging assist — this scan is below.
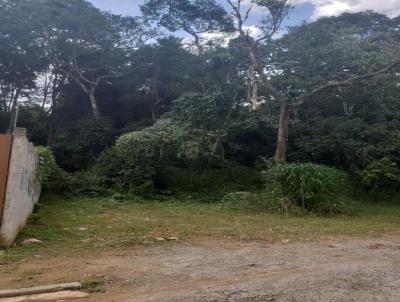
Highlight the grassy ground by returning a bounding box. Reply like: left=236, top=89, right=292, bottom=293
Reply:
left=1, top=194, right=400, bottom=261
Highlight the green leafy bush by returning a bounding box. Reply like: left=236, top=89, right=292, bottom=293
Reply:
left=359, top=157, right=400, bottom=189
left=98, top=119, right=222, bottom=190
left=163, top=165, right=263, bottom=198
left=69, top=170, right=114, bottom=196
left=295, top=118, right=400, bottom=191
left=36, top=146, right=70, bottom=192
left=114, top=119, right=186, bottom=185
left=264, top=163, right=350, bottom=215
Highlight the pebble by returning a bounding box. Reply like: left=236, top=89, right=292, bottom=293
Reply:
left=22, top=238, right=42, bottom=245
left=167, top=237, right=180, bottom=241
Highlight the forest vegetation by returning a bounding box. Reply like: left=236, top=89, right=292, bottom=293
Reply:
left=1, top=0, right=400, bottom=216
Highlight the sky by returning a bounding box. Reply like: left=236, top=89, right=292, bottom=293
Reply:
left=88, top=0, right=400, bottom=39
left=88, top=0, right=400, bottom=32
left=87, top=0, right=313, bottom=27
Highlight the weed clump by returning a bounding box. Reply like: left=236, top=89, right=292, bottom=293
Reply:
left=265, top=163, right=351, bottom=215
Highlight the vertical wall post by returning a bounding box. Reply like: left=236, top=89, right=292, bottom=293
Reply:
left=0, top=134, right=13, bottom=225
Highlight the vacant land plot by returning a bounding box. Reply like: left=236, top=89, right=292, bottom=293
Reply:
left=0, top=196, right=400, bottom=301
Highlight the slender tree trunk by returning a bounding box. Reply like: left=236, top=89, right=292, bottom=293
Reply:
left=46, top=74, right=65, bottom=146
left=251, top=79, right=258, bottom=111
left=1, top=93, right=7, bottom=114
left=39, top=70, right=53, bottom=117
left=275, top=101, right=290, bottom=163
left=88, top=88, right=100, bottom=121
left=46, top=100, right=57, bottom=146
left=194, top=35, right=203, bottom=56
left=246, top=41, right=291, bottom=162
left=247, top=67, right=259, bottom=111
left=247, top=73, right=252, bottom=102
left=6, top=88, right=22, bottom=133
left=7, top=104, right=18, bottom=134
left=151, top=88, right=163, bottom=122
left=73, top=77, right=101, bottom=121
left=247, top=44, right=261, bottom=112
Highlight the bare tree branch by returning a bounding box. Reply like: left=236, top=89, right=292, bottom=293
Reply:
left=296, top=60, right=400, bottom=106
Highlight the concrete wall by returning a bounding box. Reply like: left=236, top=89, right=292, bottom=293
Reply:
left=0, top=128, right=41, bottom=247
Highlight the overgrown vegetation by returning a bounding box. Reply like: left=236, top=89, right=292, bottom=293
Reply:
left=1, top=194, right=400, bottom=261
left=1, top=1, right=400, bottom=218
left=36, top=146, right=70, bottom=192
left=264, top=163, right=350, bottom=215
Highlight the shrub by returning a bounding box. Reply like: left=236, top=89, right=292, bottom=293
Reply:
left=359, top=157, right=400, bottom=190
left=162, top=165, right=263, bottom=198
left=37, top=146, right=57, bottom=182
left=264, top=163, right=350, bottom=215
left=36, top=146, right=70, bottom=192
left=68, top=148, right=143, bottom=196
left=114, top=119, right=186, bottom=186
left=69, top=170, right=114, bottom=196
left=104, top=119, right=221, bottom=189
left=294, top=117, right=400, bottom=191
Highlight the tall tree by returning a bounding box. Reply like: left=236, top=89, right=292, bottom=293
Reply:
left=144, top=0, right=400, bottom=162
left=0, top=0, right=45, bottom=132
left=141, top=0, right=235, bottom=54
left=267, top=11, right=400, bottom=161
left=33, top=0, right=150, bottom=121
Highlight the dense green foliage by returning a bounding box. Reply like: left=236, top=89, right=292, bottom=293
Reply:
left=1, top=0, right=400, bottom=214
left=36, top=146, right=69, bottom=192
left=265, top=163, right=350, bottom=215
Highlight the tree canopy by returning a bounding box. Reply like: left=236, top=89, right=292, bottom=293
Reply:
left=1, top=0, right=399, bottom=193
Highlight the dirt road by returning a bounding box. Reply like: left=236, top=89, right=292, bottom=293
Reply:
left=1, top=235, right=400, bottom=301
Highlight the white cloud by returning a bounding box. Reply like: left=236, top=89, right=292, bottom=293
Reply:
left=185, top=26, right=262, bottom=47
left=293, top=0, right=400, bottom=19
left=242, top=25, right=264, bottom=38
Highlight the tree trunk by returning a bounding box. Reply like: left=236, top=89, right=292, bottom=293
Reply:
left=246, top=41, right=291, bottom=162
left=72, top=78, right=101, bottom=121
left=7, top=103, right=18, bottom=134
left=88, top=89, right=101, bottom=121
left=151, top=93, right=163, bottom=122
left=250, top=80, right=258, bottom=111
left=247, top=44, right=260, bottom=112
left=6, top=88, right=22, bottom=133
left=247, top=67, right=259, bottom=111
left=46, top=101, right=57, bottom=146
left=46, top=75, right=65, bottom=146
left=275, top=101, right=290, bottom=163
